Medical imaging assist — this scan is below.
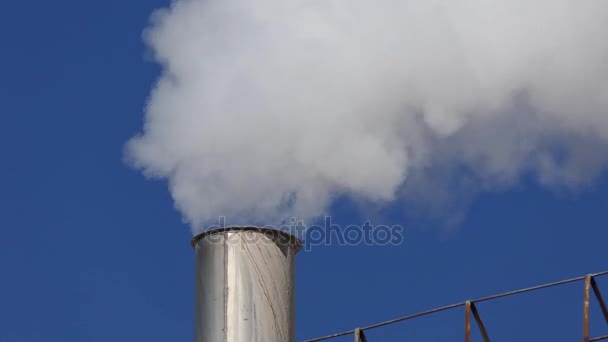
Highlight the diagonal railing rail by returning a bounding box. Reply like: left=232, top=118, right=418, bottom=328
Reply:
left=304, top=270, right=608, bottom=342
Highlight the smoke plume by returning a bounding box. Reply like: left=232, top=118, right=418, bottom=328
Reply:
left=126, top=0, right=608, bottom=232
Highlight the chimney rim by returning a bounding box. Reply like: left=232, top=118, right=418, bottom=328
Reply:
left=191, top=226, right=303, bottom=251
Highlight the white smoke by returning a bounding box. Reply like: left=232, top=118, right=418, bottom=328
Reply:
left=126, top=0, right=608, bottom=232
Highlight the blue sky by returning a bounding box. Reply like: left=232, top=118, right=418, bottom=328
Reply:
left=1, top=1, right=607, bottom=341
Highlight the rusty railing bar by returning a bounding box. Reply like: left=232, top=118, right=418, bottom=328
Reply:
left=475, top=274, right=589, bottom=304
left=584, top=275, right=592, bottom=342
left=361, top=302, right=465, bottom=331
left=304, top=271, right=608, bottom=342
left=465, top=301, right=471, bottom=342
left=590, top=277, right=608, bottom=325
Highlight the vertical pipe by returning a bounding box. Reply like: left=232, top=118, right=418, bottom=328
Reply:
left=192, top=227, right=301, bottom=342
left=584, top=275, right=592, bottom=342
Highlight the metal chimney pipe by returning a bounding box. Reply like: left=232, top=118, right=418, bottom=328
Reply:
left=191, top=227, right=302, bottom=342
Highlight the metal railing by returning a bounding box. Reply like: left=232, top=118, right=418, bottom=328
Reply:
left=304, top=270, right=608, bottom=342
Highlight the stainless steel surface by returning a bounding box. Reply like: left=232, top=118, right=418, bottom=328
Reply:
left=193, top=227, right=301, bottom=342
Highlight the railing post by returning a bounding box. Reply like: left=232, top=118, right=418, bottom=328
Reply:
left=465, top=301, right=472, bottom=342
left=584, top=275, right=592, bottom=342
left=354, top=328, right=367, bottom=342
